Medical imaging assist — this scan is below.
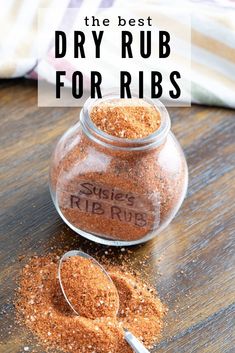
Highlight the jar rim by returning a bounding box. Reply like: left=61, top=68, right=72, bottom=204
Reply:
left=80, top=90, right=171, bottom=151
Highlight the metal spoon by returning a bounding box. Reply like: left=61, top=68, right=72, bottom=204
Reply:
left=58, top=250, right=150, bottom=353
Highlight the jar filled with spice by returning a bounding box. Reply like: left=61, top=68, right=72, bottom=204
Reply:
left=49, top=93, right=188, bottom=245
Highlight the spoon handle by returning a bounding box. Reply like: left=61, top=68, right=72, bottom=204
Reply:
left=124, top=330, right=150, bottom=353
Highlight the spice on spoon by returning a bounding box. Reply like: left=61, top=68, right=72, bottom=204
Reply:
left=60, top=256, right=119, bottom=319
left=15, top=254, right=167, bottom=353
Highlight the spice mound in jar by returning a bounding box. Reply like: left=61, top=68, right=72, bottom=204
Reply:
left=16, top=254, right=167, bottom=353
left=90, top=98, right=161, bottom=139
left=60, top=256, right=119, bottom=319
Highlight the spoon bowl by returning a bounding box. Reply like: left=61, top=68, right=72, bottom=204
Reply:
left=58, top=250, right=150, bottom=353
left=58, top=250, right=119, bottom=317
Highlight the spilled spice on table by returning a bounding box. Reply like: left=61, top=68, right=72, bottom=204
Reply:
left=15, top=253, right=167, bottom=353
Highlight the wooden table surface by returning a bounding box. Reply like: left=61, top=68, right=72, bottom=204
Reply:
left=0, top=79, right=235, bottom=353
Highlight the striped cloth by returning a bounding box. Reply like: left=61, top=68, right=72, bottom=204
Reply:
left=0, top=0, right=235, bottom=107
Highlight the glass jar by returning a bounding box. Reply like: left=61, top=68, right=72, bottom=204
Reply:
left=49, top=94, right=188, bottom=246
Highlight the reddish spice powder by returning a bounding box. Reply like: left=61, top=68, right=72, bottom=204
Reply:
left=60, top=256, right=119, bottom=319
left=50, top=98, right=187, bottom=242
left=16, top=255, right=167, bottom=353
left=90, top=99, right=161, bottom=139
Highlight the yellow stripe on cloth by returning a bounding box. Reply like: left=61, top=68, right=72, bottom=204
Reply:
left=0, top=61, right=17, bottom=77
left=192, top=59, right=235, bottom=92
left=192, top=29, right=235, bottom=64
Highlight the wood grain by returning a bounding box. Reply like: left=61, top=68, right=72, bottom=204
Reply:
left=0, top=78, right=235, bottom=353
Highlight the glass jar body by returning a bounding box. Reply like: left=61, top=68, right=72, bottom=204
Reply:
left=49, top=121, right=188, bottom=246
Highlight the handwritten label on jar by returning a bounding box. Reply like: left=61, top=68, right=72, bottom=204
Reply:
left=57, top=181, right=160, bottom=229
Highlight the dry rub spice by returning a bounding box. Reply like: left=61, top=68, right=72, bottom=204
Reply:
left=16, top=254, right=167, bottom=353
left=90, top=98, right=161, bottom=139
left=50, top=98, right=187, bottom=242
left=60, top=256, right=119, bottom=319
